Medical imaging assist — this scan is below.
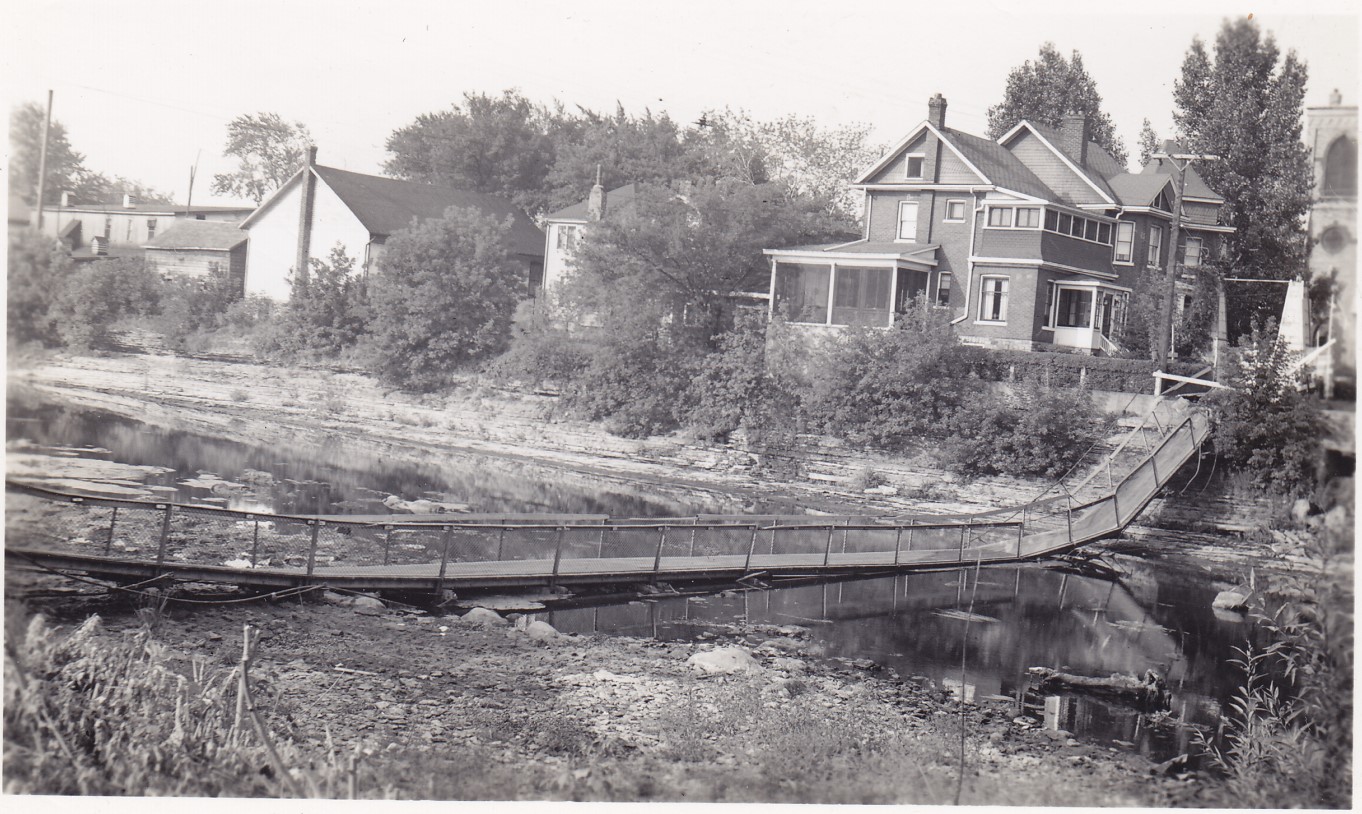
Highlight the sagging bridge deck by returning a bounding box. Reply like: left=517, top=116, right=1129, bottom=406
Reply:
left=5, top=404, right=1209, bottom=595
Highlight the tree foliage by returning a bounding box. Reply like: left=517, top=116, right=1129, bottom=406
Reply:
left=384, top=90, right=558, bottom=216
left=1137, top=118, right=1161, bottom=167
left=262, top=244, right=370, bottom=359
left=365, top=207, right=526, bottom=390
left=1202, top=320, right=1322, bottom=495
left=1173, top=18, right=1313, bottom=283
left=7, top=231, right=74, bottom=345
left=8, top=102, right=172, bottom=206
left=986, top=43, right=1129, bottom=167
left=211, top=112, right=313, bottom=204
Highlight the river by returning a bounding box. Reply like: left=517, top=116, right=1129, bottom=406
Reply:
left=5, top=388, right=1251, bottom=763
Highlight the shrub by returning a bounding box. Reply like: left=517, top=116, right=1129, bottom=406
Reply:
left=1202, top=320, right=1322, bottom=496
left=486, top=304, right=593, bottom=390
left=683, top=325, right=783, bottom=441
left=151, top=266, right=244, bottom=349
left=955, top=346, right=1205, bottom=393
left=939, top=381, right=1111, bottom=478
left=260, top=244, right=370, bottom=362
left=563, top=340, right=695, bottom=438
left=51, top=256, right=162, bottom=350
left=7, top=231, right=74, bottom=347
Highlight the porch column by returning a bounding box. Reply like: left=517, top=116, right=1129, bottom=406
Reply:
left=887, top=264, right=900, bottom=327
left=767, top=257, right=778, bottom=321
left=827, top=262, right=838, bottom=326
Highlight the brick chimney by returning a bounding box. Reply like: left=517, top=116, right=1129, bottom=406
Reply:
left=122, top=193, right=137, bottom=209
left=60, top=190, right=72, bottom=207
left=928, top=93, right=947, bottom=129
left=1330, top=88, right=1343, bottom=106
left=587, top=165, right=607, bottom=221
left=1060, top=113, right=1090, bottom=167
left=296, top=145, right=319, bottom=277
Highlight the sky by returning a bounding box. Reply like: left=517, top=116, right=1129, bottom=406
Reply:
left=3, top=0, right=1358, bottom=207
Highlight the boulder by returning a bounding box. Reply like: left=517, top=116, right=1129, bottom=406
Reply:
left=525, top=620, right=559, bottom=641
left=351, top=595, right=386, bottom=610
left=687, top=646, right=762, bottom=675
left=1291, top=498, right=1318, bottom=523
left=1212, top=589, right=1251, bottom=611
left=770, top=657, right=807, bottom=673
left=460, top=607, right=506, bottom=627
left=322, top=591, right=353, bottom=606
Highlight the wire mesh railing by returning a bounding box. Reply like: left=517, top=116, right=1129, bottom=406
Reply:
left=4, top=408, right=1209, bottom=586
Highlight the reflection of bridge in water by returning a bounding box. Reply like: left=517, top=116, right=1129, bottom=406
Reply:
left=6, top=400, right=1209, bottom=595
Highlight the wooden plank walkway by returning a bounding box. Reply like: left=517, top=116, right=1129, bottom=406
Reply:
left=5, top=409, right=1209, bottom=594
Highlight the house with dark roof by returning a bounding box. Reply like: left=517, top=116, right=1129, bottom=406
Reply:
left=239, top=149, right=544, bottom=302
left=764, top=94, right=1234, bottom=355
left=143, top=221, right=248, bottom=291
left=541, top=180, right=641, bottom=302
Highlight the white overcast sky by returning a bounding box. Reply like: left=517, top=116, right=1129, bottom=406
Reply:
left=3, top=0, right=1358, bottom=207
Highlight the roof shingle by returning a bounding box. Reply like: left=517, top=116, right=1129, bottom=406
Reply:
left=941, top=127, right=1058, bottom=200
left=144, top=221, right=246, bottom=251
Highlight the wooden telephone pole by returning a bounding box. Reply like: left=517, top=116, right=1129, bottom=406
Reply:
left=34, top=90, right=53, bottom=229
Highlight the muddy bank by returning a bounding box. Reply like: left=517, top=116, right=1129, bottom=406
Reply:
left=2, top=576, right=1206, bottom=805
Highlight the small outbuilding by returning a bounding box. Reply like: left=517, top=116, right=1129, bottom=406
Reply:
left=143, top=220, right=248, bottom=292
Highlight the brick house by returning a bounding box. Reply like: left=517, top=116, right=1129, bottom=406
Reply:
left=239, top=148, right=544, bottom=301
left=764, top=95, right=1233, bottom=354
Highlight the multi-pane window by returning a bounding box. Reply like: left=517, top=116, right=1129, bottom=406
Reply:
left=898, top=201, right=919, bottom=242
left=978, top=276, right=1008, bottom=322
left=1147, top=225, right=1163, bottom=267
left=1041, top=210, right=1113, bottom=245
left=1114, top=222, right=1135, bottom=263
left=1043, top=283, right=1056, bottom=328
left=147, top=218, right=157, bottom=240
left=1015, top=207, right=1040, bottom=228
left=905, top=154, right=925, bottom=179
left=944, top=199, right=966, bottom=222
left=556, top=224, right=580, bottom=251
left=936, top=272, right=952, bottom=307
left=1184, top=236, right=1204, bottom=267
left=831, top=267, right=893, bottom=327
left=987, top=207, right=1013, bottom=227
left=1056, top=288, right=1093, bottom=328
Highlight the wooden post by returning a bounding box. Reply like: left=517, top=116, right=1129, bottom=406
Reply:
left=958, top=521, right=969, bottom=562
left=156, top=503, right=173, bottom=571
left=436, top=526, right=452, bottom=594
left=250, top=517, right=260, bottom=567
left=1106, top=458, right=1114, bottom=489
left=1065, top=496, right=1074, bottom=546
left=550, top=526, right=566, bottom=584
left=1150, top=451, right=1160, bottom=485
left=105, top=506, right=119, bottom=555
left=690, top=517, right=699, bottom=557
left=1016, top=521, right=1024, bottom=558
left=497, top=526, right=508, bottom=561
left=769, top=518, right=778, bottom=555
left=743, top=525, right=758, bottom=572
left=823, top=524, right=836, bottom=567
left=905, top=521, right=915, bottom=554
left=652, top=526, right=667, bottom=579
left=306, top=520, right=320, bottom=576
left=1111, top=492, right=1122, bottom=528
left=893, top=526, right=903, bottom=565
left=841, top=518, right=850, bottom=554
left=596, top=524, right=606, bottom=559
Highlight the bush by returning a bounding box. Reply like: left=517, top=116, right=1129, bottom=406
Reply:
left=1202, top=321, right=1322, bottom=495
left=564, top=340, right=695, bottom=438
left=939, top=380, right=1111, bottom=478
left=682, top=325, right=783, bottom=441
left=7, top=231, right=74, bottom=347
left=151, top=266, right=245, bottom=350
left=51, top=256, right=161, bottom=350
left=486, top=303, right=593, bottom=390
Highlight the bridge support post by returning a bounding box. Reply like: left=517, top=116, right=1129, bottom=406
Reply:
left=105, top=507, right=118, bottom=556
left=743, top=526, right=758, bottom=572
left=1150, top=451, right=1160, bottom=486
left=498, top=526, right=508, bottom=561
left=550, top=526, right=566, bottom=586
left=959, top=521, right=970, bottom=562
left=306, top=520, right=320, bottom=577
left=769, top=519, right=778, bottom=555
left=1106, top=459, right=1114, bottom=489
left=652, top=526, right=667, bottom=580
left=690, top=518, right=699, bottom=557
left=596, top=524, right=605, bottom=559
left=823, top=525, right=836, bottom=567
left=893, top=526, right=904, bottom=565
left=156, top=503, right=173, bottom=571
left=382, top=526, right=392, bottom=566
left=436, top=526, right=452, bottom=594
left=249, top=516, right=260, bottom=567
left=1065, top=496, right=1074, bottom=546
left=1016, top=521, right=1023, bottom=558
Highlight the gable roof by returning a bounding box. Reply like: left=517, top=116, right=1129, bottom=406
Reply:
left=144, top=220, right=246, bottom=251
left=940, top=126, right=1057, bottom=200
left=1139, top=140, right=1223, bottom=202
left=313, top=166, right=544, bottom=256
left=1106, top=173, right=1174, bottom=207
left=1010, top=121, right=1118, bottom=203
left=545, top=182, right=642, bottom=222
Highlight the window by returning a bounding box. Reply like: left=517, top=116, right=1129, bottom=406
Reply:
left=1043, top=211, right=1114, bottom=245
left=1323, top=135, right=1358, bottom=196
left=1044, top=210, right=1059, bottom=231
left=556, top=224, right=580, bottom=251
left=987, top=207, right=1013, bottom=227
left=1069, top=217, right=1084, bottom=238
left=104, top=216, right=112, bottom=239
left=1058, top=213, right=1072, bottom=234
left=1184, top=236, right=1203, bottom=267
left=1015, top=207, right=1040, bottom=228
left=1043, top=283, right=1055, bottom=328
left=897, top=201, right=919, bottom=242
left=1056, top=288, right=1093, bottom=328
left=905, top=154, right=925, bottom=180
left=1147, top=225, right=1163, bottom=267
left=936, top=272, right=952, bottom=307
left=1098, top=222, right=1112, bottom=244
left=1084, top=220, right=1099, bottom=242
left=1114, top=222, right=1135, bottom=263
left=832, top=267, right=893, bottom=326
left=944, top=199, right=966, bottom=222
left=978, top=276, right=1008, bottom=322
left=773, top=263, right=831, bottom=324
left=146, top=218, right=157, bottom=240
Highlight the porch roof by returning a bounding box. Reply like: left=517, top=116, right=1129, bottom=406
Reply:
left=764, top=240, right=939, bottom=268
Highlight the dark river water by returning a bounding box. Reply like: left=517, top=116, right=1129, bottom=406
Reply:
left=5, top=389, right=1250, bottom=762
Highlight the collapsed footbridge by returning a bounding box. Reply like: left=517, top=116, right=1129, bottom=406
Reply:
left=5, top=398, right=1210, bottom=595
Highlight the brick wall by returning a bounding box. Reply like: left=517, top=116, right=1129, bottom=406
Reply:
left=958, top=265, right=1041, bottom=346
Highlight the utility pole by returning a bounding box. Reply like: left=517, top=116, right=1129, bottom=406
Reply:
left=1153, top=151, right=1219, bottom=378
left=186, top=150, right=201, bottom=213
left=34, top=90, right=53, bottom=229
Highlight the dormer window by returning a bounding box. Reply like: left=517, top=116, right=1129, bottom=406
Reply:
left=905, top=154, right=925, bottom=180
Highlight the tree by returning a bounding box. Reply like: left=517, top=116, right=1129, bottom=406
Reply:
left=1172, top=18, right=1313, bottom=288
left=384, top=91, right=557, bottom=216
left=1137, top=118, right=1161, bottom=167
left=9, top=101, right=84, bottom=206
left=7, top=231, right=74, bottom=345
left=542, top=104, right=697, bottom=213
left=364, top=207, right=526, bottom=390
left=275, top=244, right=369, bottom=358
left=1202, top=319, right=1321, bottom=495
left=986, top=43, right=1129, bottom=167
left=212, top=112, right=313, bottom=204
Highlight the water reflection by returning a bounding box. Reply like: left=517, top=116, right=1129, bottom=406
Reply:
left=542, top=563, right=1249, bottom=761
left=5, top=390, right=771, bottom=517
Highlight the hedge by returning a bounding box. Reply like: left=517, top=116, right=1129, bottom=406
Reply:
left=956, top=347, right=1207, bottom=393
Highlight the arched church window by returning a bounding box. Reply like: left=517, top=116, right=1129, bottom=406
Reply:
left=1323, top=135, right=1357, bottom=197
